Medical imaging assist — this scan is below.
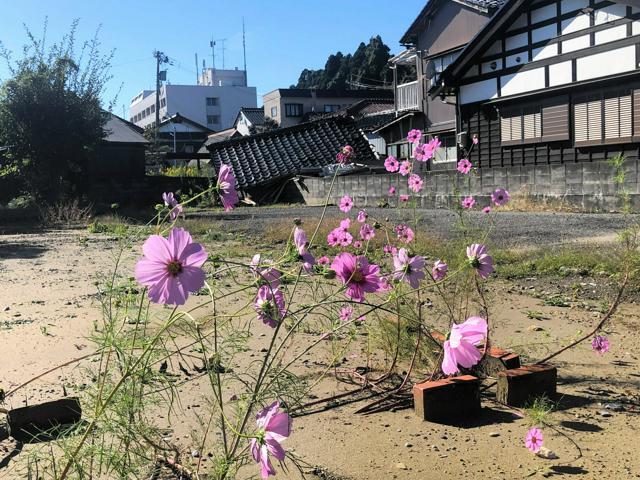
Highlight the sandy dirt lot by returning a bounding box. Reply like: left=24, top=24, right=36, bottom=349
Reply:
left=0, top=224, right=639, bottom=479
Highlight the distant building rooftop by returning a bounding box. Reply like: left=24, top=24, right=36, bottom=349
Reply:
left=264, top=88, right=394, bottom=99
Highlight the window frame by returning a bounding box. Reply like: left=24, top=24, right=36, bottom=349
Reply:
left=206, top=114, right=220, bottom=125
left=284, top=103, right=304, bottom=117
left=206, top=97, right=219, bottom=107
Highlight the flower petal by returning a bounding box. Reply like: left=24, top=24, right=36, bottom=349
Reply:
left=266, top=412, right=291, bottom=441
left=142, top=235, right=172, bottom=263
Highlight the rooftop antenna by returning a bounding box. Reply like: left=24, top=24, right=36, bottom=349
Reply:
left=195, top=53, right=199, bottom=84
left=209, top=37, right=216, bottom=70
left=242, top=17, right=247, bottom=84
left=217, top=38, right=227, bottom=69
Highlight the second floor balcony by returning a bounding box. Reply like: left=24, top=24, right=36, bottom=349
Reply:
left=396, top=81, right=419, bottom=111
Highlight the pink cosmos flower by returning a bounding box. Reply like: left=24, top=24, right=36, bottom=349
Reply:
left=378, top=275, right=393, bottom=292
left=339, top=195, right=354, bottom=213
left=407, top=129, right=422, bottom=144
left=317, top=256, right=331, bottom=265
left=254, top=285, right=286, bottom=328
left=592, top=335, right=610, bottom=355
left=339, top=230, right=353, bottom=247
left=408, top=174, right=424, bottom=193
left=336, top=145, right=354, bottom=164
left=331, top=252, right=382, bottom=302
left=393, top=248, right=426, bottom=289
left=357, top=210, right=368, bottom=223
left=395, top=224, right=415, bottom=244
left=399, top=160, right=412, bottom=176
left=432, top=259, right=448, bottom=281
left=327, top=230, right=340, bottom=247
left=388, top=185, right=396, bottom=195
left=492, top=188, right=510, bottom=206
left=525, top=428, right=543, bottom=453
left=429, top=137, right=442, bottom=151
left=250, top=401, right=292, bottom=478
left=472, top=134, right=479, bottom=145
left=457, top=159, right=472, bottom=175
left=384, top=156, right=400, bottom=172
left=467, top=244, right=494, bottom=279
left=442, top=316, right=487, bottom=375
left=340, top=306, right=354, bottom=322
left=294, top=227, right=315, bottom=273
left=162, top=192, right=183, bottom=221
left=251, top=254, right=281, bottom=288
left=217, top=164, right=239, bottom=211
left=353, top=240, right=363, bottom=249
left=461, top=196, right=476, bottom=209
left=413, top=143, right=433, bottom=162
left=359, top=223, right=375, bottom=241
left=382, top=244, right=396, bottom=255
left=482, top=206, right=492, bottom=214
left=399, top=194, right=409, bottom=202
left=135, top=228, right=207, bottom=305
left=339, top=218, right=351, bottom=231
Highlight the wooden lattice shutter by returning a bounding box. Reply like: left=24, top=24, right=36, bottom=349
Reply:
left=619, top=93, right=632, bottom=139
left=574, top=100, right=589, bottom=144
left=542, top=101, right=569, bottom=141
left=634, top=90, right=640, bottom=138
left=587, top=99, right=602, bottom=142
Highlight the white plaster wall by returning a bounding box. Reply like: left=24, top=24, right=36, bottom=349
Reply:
left=549, top=61, right=573, bottom=87
left=500, top=68, right=546, bottom=97
left=577, top=45, right=637, bottom=81
left=460, top=78, right=498, bottom=104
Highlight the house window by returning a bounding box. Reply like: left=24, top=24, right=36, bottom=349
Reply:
left=270, top=106, right=278, bottom=117
left=432, top=133, right=457, bottom=163
left=206, top=97, right=219, bottom=106
left=285, top=103, right=303, bottom=117
left=426, top=51, right=461, bottom=86
left=500, top=99, right=570, bottom=146
left=150, top=104, right=155, bottom=113
left=160, top=98, right=166, bottom=107
left=574, top=89, right=633, bottom=146
left=324, top=104, right=341, bottom=113
left=207, top=115, right=220, bottom=125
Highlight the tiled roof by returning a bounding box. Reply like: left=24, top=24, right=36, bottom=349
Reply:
left=304, top=99, right=395, bottom=131
left=240, top=107, right=265, bottom=126
left=266, top=88, right=394, bottom=100
left=102, top=113, right=149, bottom=144
left=198, top=128, right=241, bottom=154
left=462, top=0, right=506, bottom=8
left=207, top=117, right=378, bottom=189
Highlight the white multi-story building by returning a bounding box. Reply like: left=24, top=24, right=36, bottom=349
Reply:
left=198, top=67, right=247, bottom=87
left=129, top=70, right=257, bottom=132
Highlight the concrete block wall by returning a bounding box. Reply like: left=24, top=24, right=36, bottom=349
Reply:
left=299, top=159, right=640, bottom=212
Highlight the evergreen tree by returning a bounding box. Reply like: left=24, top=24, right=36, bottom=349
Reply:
left=294, top=36, right=392, bottom=89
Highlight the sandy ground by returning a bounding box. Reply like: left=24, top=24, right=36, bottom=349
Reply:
left=0, top=227, right=639, bottom=479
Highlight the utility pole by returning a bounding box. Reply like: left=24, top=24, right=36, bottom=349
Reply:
left=153, top=50, right=170, bottom=144
left=242, top=17, right=247, bottom=85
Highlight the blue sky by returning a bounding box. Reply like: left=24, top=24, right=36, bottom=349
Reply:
left=0, top=1, right=425, bottom=117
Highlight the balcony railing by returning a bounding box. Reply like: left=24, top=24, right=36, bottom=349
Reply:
left=396, top=81, right=419, bottom=111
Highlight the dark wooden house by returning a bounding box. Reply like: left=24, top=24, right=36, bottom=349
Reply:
left=96, top=113, right=149, bottom=179
left=434, top=0, right=640, bottom=168
left=377, top=0, right=505, bottom=167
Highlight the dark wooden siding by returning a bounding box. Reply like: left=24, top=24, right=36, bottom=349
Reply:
left=463, top=95, right=640, bottom=169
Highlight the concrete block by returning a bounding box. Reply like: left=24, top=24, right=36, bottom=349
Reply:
left=497, top=364, right=557, bottom=407
left=477, top=347, right=521, bottom=377
left=413, top=375, right=481, bottom=423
